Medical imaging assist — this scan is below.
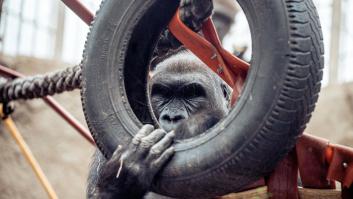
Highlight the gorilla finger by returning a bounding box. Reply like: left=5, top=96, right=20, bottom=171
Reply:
left=139, top=129, right=167, bottom=149
left=132, top=124, right=154, bottom=145
left=150, top=131, right=175, bottom=155
left=145, top=131, right=175, bottom=162
left=153, top=147, right=175, bottom=168
left=110, top=145, right=124, bottom=162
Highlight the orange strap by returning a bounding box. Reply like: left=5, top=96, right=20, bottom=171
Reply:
left=326, top=144, right=353, bottom=188
left=296, top=134, right=353, bottom=199
left=267, top=134, right=353, bottom=199
left=168, top=9, right=249, bottom=104
left=296, top=134, right=353, bottom=189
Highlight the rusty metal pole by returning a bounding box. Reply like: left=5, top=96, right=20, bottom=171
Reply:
left=60, top=0, right=94, bottom=25
left=1, top=114, right=59, bottom=199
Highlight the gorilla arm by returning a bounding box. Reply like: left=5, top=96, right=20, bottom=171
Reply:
left=87, top=125, right=175, bottom=199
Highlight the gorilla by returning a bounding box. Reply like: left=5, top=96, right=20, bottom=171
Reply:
left=86, top=1, right=236, bottom=198
left=150, top=50, right=231, bottom=140
left=87, top=49, right=232, bottom=199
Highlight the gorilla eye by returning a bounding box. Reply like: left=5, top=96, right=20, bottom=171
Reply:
left=151, top=84, right=172, bottom=98
left=181, top=83, right=206, bottom=99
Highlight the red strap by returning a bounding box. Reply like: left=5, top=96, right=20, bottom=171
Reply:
left=296, top=134, right=335, bottom=189
left=326, top=144, right=353, bottom=188
left=168, top=9, right=249, bottom=104
left=296, top=134, right=353, bottom=198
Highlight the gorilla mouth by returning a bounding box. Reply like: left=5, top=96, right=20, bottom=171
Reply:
left=159, top=120, right=184, bottom=133
left=170, top=110, right=224, bottom=140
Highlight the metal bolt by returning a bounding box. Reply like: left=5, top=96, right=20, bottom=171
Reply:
left=211, top=53, right=217, bottom=60
left=217, top=66, right=223, bottom=74
left=343, top=162, right=348, bottom=168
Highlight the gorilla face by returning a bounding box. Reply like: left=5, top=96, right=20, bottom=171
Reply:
left=149, top=50, right=231, bottom=139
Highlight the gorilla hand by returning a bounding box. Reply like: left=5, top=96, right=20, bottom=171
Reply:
left=156, top=0, right=213, bottom=54
left=96, top=125, right=175, bottom=199
left=180, top=0, right=213, bottom=31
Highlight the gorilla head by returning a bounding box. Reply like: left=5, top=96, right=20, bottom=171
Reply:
left=149, top=50, right=231, bottom=139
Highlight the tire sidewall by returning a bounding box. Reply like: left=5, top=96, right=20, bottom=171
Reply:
left=82, top=0, right=321, bottom=197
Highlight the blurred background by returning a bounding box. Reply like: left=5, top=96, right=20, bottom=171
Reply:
left=0, top=0, right=352, bottom=198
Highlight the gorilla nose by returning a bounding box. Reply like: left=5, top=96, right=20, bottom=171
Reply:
left=162, top=114, right=185, bottom=123
left=159, top=113, right=186, bottom=131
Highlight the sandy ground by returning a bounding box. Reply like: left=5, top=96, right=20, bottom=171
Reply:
left=0, top=56, right=352, bottom=199
left=0, top=56, right=95, bottom=199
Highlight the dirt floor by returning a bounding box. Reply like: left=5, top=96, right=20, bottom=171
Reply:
left=0, top=56, right=95, bottom=199
left=0, top=55, right=352, bottom=199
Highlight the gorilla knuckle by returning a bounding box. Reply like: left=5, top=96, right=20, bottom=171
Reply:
left=127, top=163, right=142, bottom=176
left=140, top=138, right=153, bottom=149
left=153, top=129, right=167, bottom=136
left=150, top=146, right=162, bottom=155
left=131, top=137, right=141, bottom=146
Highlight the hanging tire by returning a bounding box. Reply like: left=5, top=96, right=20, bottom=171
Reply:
left=81, top=0, right=324, bottom=197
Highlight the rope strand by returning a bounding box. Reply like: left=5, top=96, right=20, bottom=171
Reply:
left=0, top=65, right=82, bottom=103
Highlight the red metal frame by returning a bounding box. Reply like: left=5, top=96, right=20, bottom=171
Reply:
left=61, top=0, right=94, bottom=25
left=168, top=10, right=249, bottom=105
left=169, top=10, right=249, bottom=88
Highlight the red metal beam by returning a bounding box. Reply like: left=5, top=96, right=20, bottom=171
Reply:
left=43, top=97, right=95, bottom=145
left=61, top=0, right=94, bottom=25
left=0, top=65, right=95, bottom=145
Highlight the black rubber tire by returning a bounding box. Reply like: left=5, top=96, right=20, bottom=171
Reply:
left=81, top=0, right=324, bottom=197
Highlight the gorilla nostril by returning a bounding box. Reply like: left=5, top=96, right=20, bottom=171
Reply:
left=162, top=114, right=172, bottom=122
left=161, top=114, right=185, bottom=123
left=172, top=115, right=185, bottom=122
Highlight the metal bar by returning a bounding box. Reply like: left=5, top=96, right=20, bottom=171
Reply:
left=0, top=64, right=95, bottom=145
left=60, top=0, right=94, bottom=25
left=43, top=97, right=95, bottom=145
left=0, top=64, right=25, bottom=78
left=2, top=115, right=59, bottom=199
